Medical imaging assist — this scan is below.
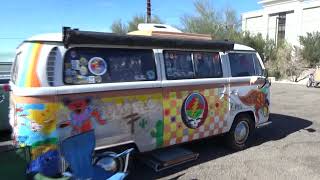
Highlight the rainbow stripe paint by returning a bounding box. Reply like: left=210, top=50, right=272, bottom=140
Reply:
left=18, top=43, right=43, bottom=87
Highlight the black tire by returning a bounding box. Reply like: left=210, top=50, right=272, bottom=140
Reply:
left=225, top=114, right=254, bottom=150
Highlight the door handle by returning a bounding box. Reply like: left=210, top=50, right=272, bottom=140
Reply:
left=219, top=85, right=227, bottom=99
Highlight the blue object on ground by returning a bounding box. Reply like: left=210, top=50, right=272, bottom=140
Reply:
left=60, top=130, right=113, bottom=180
left=28, top=150, right=61, bottom=177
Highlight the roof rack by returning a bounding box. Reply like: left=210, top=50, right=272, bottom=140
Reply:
left=62, top=27, right=234, bottom=51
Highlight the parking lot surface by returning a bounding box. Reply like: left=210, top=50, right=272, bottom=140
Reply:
left=129, top=84, right=320, bottom=180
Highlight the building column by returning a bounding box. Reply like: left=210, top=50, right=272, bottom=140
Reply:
left=241, top=16, right=247, bottom=32
left=262, top=12, right=270, bottom=39
left=294, top=2, right=303, bottom=46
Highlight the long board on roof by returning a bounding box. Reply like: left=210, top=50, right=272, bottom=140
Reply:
left=62, top=27, right=234, bottom=51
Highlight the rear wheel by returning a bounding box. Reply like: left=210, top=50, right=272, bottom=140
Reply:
left=226, top=114, right=253, bottom=150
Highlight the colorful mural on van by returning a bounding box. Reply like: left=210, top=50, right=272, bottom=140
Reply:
left=162, top=88, right=229, bottom=147
left=11, top=92, right=163, bottom=176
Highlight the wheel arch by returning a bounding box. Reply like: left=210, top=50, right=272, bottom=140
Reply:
left=95, top=142, right=141, bottom=154
left=232, top=110, right=256, bottom=130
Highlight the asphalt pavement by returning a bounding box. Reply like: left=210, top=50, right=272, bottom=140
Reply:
left=129, top=83, right=320, bottom=180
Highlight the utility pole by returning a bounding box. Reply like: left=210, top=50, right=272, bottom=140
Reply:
left=147, top=0, right=151, bottom=23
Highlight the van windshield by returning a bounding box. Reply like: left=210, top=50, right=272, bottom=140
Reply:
left=63, top=48, right=157, bottom=85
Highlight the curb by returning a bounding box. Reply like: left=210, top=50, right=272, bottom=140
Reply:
left=268, top=77, right=307, bottom=86
left=272, top=81, right=306, bottom=86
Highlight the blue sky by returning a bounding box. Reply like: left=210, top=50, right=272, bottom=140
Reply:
left=0, top=0, right=261, bottom=62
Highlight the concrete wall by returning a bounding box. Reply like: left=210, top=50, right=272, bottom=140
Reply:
left=302, top=6, right=320, bottom=35
left=244, top=16, right=264, bottom=35
left=242, top=0, right=320, bottom=46
left=268, top=15, right=278, bottom=41
left=285, top=12, right=298, bottom=45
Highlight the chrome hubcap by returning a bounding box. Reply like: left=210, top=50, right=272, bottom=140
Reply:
left=234, top=121, right=249, bottom=144
left=95, top=152, right=123, bottom=173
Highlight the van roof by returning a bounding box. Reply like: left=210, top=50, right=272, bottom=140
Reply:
left=27, top=33, right=62, bottom=42
left=233, top=44, right=255, bottom=51
left=26, top=32, right=255, bottom=52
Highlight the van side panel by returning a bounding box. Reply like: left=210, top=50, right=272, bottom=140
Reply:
left=11, top=88, right=163, bottom=175
left=56, top=88, right=163, bottom=152
left=229, top=79, right=269, bottom=125
left=11, top=95, right=61, bottom=176
left=14, top=42, right=55, bottom=88
left=227, top=52, right=270, bottom=127
left=162, top=83, right=229, bottom=147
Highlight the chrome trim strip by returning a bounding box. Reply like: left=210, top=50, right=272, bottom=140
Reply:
left=10, top=81, right=162, bottom=96
left=95, top=140, right=136, bottom=151
left=161, top=78, right=229, bottom=87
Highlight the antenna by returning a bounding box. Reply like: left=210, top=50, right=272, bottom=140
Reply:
left=147, top=0, right=151, bottom=23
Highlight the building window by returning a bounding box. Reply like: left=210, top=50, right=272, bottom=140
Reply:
left=277, top=13, right=286, bottom=44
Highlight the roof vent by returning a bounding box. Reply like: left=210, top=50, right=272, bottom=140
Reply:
left=137, top=23, right=182, bottom=33
left=46, top=47, right=58, bottom=86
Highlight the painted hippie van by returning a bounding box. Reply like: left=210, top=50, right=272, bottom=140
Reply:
left=9, top=24, right=271, bottom=177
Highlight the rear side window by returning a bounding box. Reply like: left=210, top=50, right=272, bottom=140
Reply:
left=64, top=48, right=157, bottom=84
left=11, top=52, right=21, bottom=84
left=229, top=53, right=263, bottom=77
left=164, top=51, right=222, bottom=80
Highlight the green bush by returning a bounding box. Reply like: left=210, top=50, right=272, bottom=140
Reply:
left=299, top=32, right=320, bottom=67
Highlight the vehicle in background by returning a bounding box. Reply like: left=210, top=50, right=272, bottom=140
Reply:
left=0, top=71, right=11, bottom=132
left=307, top=67, right=320, bottom=87
left=9, top=24, right=271, bottom=178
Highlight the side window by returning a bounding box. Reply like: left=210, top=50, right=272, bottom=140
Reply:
left=11, top=52, right=21, bottom=84
left=229, top=53, right=262, bottom=77
left=164, top=51, right=223, bottom=80
left=164, top=51, right=194, bottom=80
left=194, top=52, right=222, bottom=78
left=64, top=48, right=157, bottom=84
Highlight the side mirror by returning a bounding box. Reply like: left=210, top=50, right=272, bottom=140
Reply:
left=258, top=69, right=270, bottom=89
left=263, top=69, right=269, bottom=78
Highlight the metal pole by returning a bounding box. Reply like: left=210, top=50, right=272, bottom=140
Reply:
left=147, top=0, right=151, bottom=23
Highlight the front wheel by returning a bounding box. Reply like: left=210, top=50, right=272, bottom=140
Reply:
left=225, top=114, right=253, bottom=150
